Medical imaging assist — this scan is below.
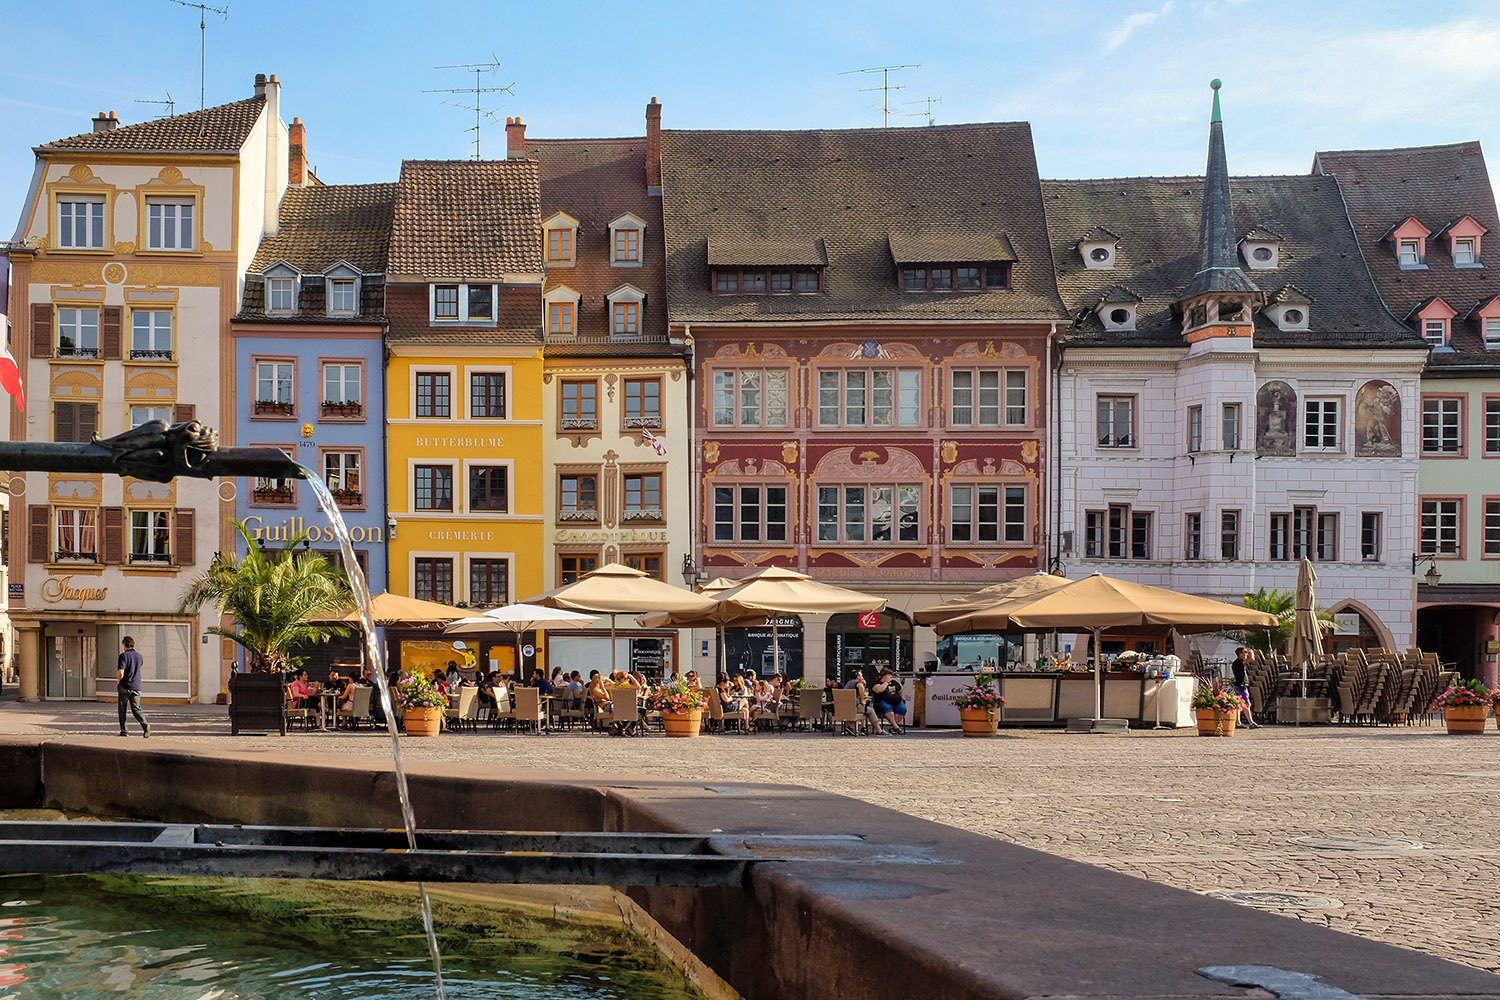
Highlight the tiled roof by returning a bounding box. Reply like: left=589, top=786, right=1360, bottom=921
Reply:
left=887, top=232, right=1016, bottom=264
left=1315, top=142, right=1500, bottom=369
left=249, top=183, right=396, bottom=274
left=384, top=283, right=542, bottom=346
left=1042, top=175, right=1419, bottom=349
left=661, top=124, right=1066, bottom=324
left=706, top=236, right=827, bottom=268
left=388, top=160, right=543, bottom=280
left=237, top=273, right=386, bottom=325
left=38, top=97, right=265, bottom=152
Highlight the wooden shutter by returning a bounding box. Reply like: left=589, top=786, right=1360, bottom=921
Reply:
left=53, top=401, right=75, bottom=443
left=101, top=306, right=123, bottom=360
left=77, top=404, right=98, bottom=442
left=173, top=508, right=194, bottom=566
left=172, top=403, right=196, bottom=424
left=27, top=505, right=48, bottom=564
left=31, top=303, right=52, bottom=359
left=102, top=507, right=124, bottom=565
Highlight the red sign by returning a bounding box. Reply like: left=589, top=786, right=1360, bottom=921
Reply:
left=858, top=612, right=880, bottom=629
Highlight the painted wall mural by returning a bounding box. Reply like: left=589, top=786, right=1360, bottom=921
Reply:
left=1353, top=379, right=1401, bottom=457
left=1256, top=380, right=1297, bottom=457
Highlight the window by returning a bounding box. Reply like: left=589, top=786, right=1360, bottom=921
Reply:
left=469, top=466, right=508, bottom=512
left=1088, top=505, right=1151, bottom=559
left=770, top=271, right=792, bottom=292
left=1486, top=502, right=1500, bottom=557
left=624, top=553, right=663, bottom=579
left=1316, top=512, right=1339, bottom=561
left=1398, top=239, right=1420, bottom=266
left=1185, top=513, right=1202, bottom=560
left=54, top=507, right=97, bottom=562
left=1096, top=395, right=1135, bottom=447
left=56, top=307, right=99, bottom=358
left=712, top=369, right=789, bottom=427
left=324, top=451, right=362, bottom=504
left=253, top=449, right=296, bottom=503
left=414, top=558, right=454, bottom=604
left=322, top=363, right=362, bottom=415
left=434, top=285, right=459, bottom=320
left=1424, top=319, right=1447, bottom=347
left=1130, top=511, right=1152, bottom=559
left=470, top=372, right=506, bottom=419
left=1269, top=513, right=1289, bottom=561
left=956, top=266, right=981, bottom=289
left=624, top=378, right=661, bottom=428
left=951, top=370, right=1026, bottom=427
left=1487, top=399, right=1500, bottom=454
left=742, top=272, right=766, bottom=292
left=468, top=285, right=493, bottom=321
left=255, top=361, right=294, bottom=410
left=819, top=369, right=920, bottom=427
left=950, top=485, right=1023, bottom=544
left=1223, top=403, right=1241, bottom=450
left=1303, top=398, right=1340, bottom=451
left=129, top=510, right=171, bottom=563
left=561, top=380, right=597, bottom=429
left=1487, top=318, right=1500, bottom=349
left=548, top=302, right=574, bottom=335
left=900, top=264, right=1008, bottom=291
left=469, top=559, right=510, bottom=605
left=623, top=473, right=662, bottom=520
left=1221, top=510, right=1240, bottom=560
left=57, top=197, right=104, bottom=249
left=820, top=484, right=921, bottom=543
left=1084, top=510, right=1103, bottom=558
left=612, top=302, right=639, bottom=336
left=130, top=406, right=171, bottom=429
left=795, top=271, right=819, bottom=292
left=329, top=278, right=357, bottom=314
left=1420, top=499, right=1461, bottom=555
left=267, top=277, right=295, bottom=313
left=1455, top=238, right=1476, bottom=266
left=712, top=485, right=788, bottom=543
left=1187, top=406, right=1203, bottom=453
left=130, top=310, right=172, bottom=359
left=714, top=269, right=821, bottom=294
left=1361, top=512, right=1381, bottom=561
left=428, top=282, right=498, bottom=323
left=559, top=475, right=598, bottom=521
left=53, top=401, right=98, bottom=443
left=558, top=554, right=597, bottom=584
left=547, top=228, right=573, bottom=262
left=145, top=198, right=194, bottom=251
left=415, top=372, right=450, bottom=418
left=414, top=465, right=453, bottom=511
left=1422, top=397, right=1463, bottom=454
left=613, top=227, right=639, bottom=262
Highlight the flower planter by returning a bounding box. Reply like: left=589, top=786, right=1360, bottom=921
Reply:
left=1443, top=704, right=1490, bottom=735
left=661, top=709, right=703, bottom=737
left=1195, top=708, right=1238, bottom=737
left=404, top=705, right=443, bottom=737
left=228, top=672, right=289, bottom=735
left=959, top=707, right=1000, bottom=737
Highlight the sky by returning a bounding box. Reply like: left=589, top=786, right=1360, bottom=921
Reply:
left=3, top=0, right=1499, bottom=230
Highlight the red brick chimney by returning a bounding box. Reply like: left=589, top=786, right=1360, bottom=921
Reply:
left=506, top=117, right=526, bottom=159
left=645, top=98, right=662, bottom=193
left=288, top=117, right=307, bottom=186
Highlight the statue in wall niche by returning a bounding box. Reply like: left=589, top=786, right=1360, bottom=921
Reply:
left=1257, top=381, right=1296, bottom=457
left=1354, top=380, right=1402, bottom=457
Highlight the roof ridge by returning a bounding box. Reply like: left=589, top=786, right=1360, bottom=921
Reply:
left=1316, top=140, right=1482, bottom=158
left=662, top=121, right=1030, bottom=136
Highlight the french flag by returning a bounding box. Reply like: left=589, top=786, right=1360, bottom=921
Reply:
left=0, top=344, right=22, bottom=411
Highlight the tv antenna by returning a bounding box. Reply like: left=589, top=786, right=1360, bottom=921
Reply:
left=164, top=0, right=229, bottom=111
left=904, top=96, right=942, bottom=127
left=425, top=58, right=515, bottom=160
left=840, top=64, right=919, bottom=127
left=135, top=92, right=177, bottom=120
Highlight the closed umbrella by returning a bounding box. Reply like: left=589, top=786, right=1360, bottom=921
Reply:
left=445, top=603, right=599, bottom=679
left=1287, top=559, right=1325, bottom=725
left=527, top=563, right=716, bottom=674
left=711, top=567, right=885, bottom=678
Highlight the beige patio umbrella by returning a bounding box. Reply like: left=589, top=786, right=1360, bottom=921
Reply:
left=444, top=603, right=600, bottom=678
left=332, top=592, right=470, bottom=626
left=917, top=573, right=1075, bottom=628
left=712, top=567, right=885, bottom=678
left=527, top=563, right=717, bottom=674
left=1287, top=559, right=1325, bottom=722
left=1000, top=573, right=1279, bottom=727
left=636, top=578, right=761, bottom=678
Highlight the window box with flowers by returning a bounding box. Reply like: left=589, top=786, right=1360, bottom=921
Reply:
left=1191, top=680, right=1246, bottom=736
left=253, top=484, right=294, bottom=505
left=649, top=679, right=709, bottom=737
left=321, top=400, right=364, bottom=419
left=1432, top=679, right=1497, bottom=735
left=330, top=488, right=364, bottom=508
left=953, top=673, right=1006, bottom=737
left=254, top=400, right=296, bottom=417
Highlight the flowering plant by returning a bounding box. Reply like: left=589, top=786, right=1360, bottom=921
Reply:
left=1432, top=678, right=1499, bottom=709
left=954, top=673, right=1006, bottom=711
left=396, top=673, right=447, bottom=710
left=650, top=679, right=710, bottom=715
left=1191, top=679, right=1246, bottom=714
left=788, top=677, right=806, bottom=690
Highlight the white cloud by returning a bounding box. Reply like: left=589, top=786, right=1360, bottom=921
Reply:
left=1103, top=2, right=1176, bottom=53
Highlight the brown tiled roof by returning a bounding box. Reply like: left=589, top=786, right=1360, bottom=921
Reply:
left=706, top=236, right=828, bottom=268
left=661, top=124, right=1066, bottom=324
left=249, top=183, right=396, bottom=274
left=384, top=283, right=542, bottom=346
left=388, top=160, right=543, bottom=280
left=887, top=232, right=1016, bottom=264
left=1043, top=175, right=1418, bottom=349
left=38, top=97, right=265, bottom=152
left=1315, top=142, right=1500, bottom=370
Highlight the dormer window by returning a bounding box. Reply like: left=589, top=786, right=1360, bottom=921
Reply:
left=548, top=228, right=573, bottom=261
left=900, top=263, right=1010, bottom=291
left=324, top=262, right=361, bottom=317
left=1266, top=286, right=1312, bottom=332
left=1386, top=217, right=1432, bottom=270
left=609, top=213, right=646, bottom=266
left=544, top=285, right=581, bottom=337
left=1096, top=287, right=1142, bottom=332
left=1455, top=238, right=1476, bottom=266
left=1439, top=215, right=1487, bottom=268
left=1104, top=306, right=1135, bottom=330
left=1078, top=227, right=1119, bottom=270
left=1424, top=319, right=1447, bottom=347
left=429, top=282, right=498, bottom=325
left=605, top=284, right=646, bottom=339
left=1486, top=318, right=1500, bottom=349
left=543, top=212, right=579, bottom=266
left=1399, top=240, right=1421, bottom=267
left=263, top=263, right=299, bottom=315
left=1413, top=297, right=1457, bottom=349
left=1239, top=229, right=1283, bottom=270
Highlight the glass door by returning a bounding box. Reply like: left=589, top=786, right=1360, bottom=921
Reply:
left=46, top=634, right=93, bottom=700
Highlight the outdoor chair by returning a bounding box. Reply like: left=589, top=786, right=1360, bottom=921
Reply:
left=491, top=692, right=514, bottom=730
left=606, top=688, right=642, bottom=736
left=510, top=687, right=547, bottom=734
left=796, top=688, right=822, bottom=731
left=557, top=696, right=587, bottom=730
left=705, top=691, right=724, bottom=732
left=445, top=687, right=478, bottom=732
left=339, top=685, right=373, bottom=729
left=831, top=689, right=866, bottom=735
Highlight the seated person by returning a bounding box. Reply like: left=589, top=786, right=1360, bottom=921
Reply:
left=821, top=676, right=838, bottom=727
left=286, top=669, right=313, bottom=707
left=870, top=668, right=908, bottom=735
left=716, top=678, right=751, bottom=731
left=476, top=671, right=499, bottom=715
left=529, top=668, right=554, bottom=695
left=444, top=660, right=461, bottom=688
left=684, top=669, right=701, bottom=689
left=430, top=669, right=452, bottom=698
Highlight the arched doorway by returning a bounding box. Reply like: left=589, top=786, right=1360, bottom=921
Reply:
left=1327, top=600, right=1394, bottom=657
left=826, top=610, right=913, bottom=684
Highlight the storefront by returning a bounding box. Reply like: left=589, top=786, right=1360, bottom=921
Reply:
left=721, top=617, right=803, bottom=680
left=32, top=614, right=195, bottom=701
left=934, top=632, right=1025, bottom=672
left=547, top=630, right=677, bottom=682
left=826, top=611, right=913, bottom=685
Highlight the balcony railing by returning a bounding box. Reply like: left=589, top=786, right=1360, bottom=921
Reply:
left=560, top=417, right=597, bottom=430
left=129, top=551, right=171, bottom=564
left=254, top=400, right=295, bottom=416
left=53, top=550, right=98, bottom=563
left=623, top=415, right=662, bottom=429
left=129, top=348, right=174, bottom=361
left=56, top=345, right=99, bottom=359
left=321, top=400, right=363, bottom=418
left=622, top=508, right=663, bottom=522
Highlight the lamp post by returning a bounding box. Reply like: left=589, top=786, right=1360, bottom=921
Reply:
left=1412, top=552, right=1443, bottom=587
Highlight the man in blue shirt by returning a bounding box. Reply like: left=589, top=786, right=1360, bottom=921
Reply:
left=117, top=636, right=149, bottom=738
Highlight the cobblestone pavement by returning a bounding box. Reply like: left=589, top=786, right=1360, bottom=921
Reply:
left=3, top=698, right=1498, bottom=974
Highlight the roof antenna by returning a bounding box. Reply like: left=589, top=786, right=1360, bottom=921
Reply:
left=904, top=95, right=942, bottom=127
left=134, top=92, right=177, bottom=120
left=164, top=0, right=229, bottom=111
left=840, top=64, right=919, bottom=127
left=426, top=57, right=515, bottom=160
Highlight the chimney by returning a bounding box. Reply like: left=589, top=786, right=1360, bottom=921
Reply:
left=92, top=111, right=118, bottom=133
left=288, top=117, right=307, bottom=186
left=254, top=72, right=268, bottom=96
left=261, top=73, right=284, bottom=237
left=506, top=117, right=527, bottom=158
left=645, top=97, right=662, bottom=194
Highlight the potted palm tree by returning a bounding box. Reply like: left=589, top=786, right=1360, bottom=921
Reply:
left=179, top=520, right=353, bottom=734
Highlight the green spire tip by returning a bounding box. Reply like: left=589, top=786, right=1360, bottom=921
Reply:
left=1210, top=79, right=1222, bottom=124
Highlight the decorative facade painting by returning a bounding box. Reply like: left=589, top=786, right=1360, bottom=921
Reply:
left=1256, top=380, right=1297, bottom=457
left=1353, top=379, right=1401, bottom=457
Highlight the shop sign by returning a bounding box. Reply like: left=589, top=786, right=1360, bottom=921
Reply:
left=8, top=584, right=22, bottom=601
left=858, top=611, right=879, bottom=629
left=554, top=528, right=669, bottom=543
left=427, top=529, right=494, bottom=542
left=41, top=575, right=108, bottom=607
left=1332, top=613, right=1360, bottom=635
left=243, top=515, right=383, bottom=544
left=414, top=435, right=505, bottom=449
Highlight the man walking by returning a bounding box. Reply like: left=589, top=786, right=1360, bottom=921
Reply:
left=117, top=636, right=149, bottom=738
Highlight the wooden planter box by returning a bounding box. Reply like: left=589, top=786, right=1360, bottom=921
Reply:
left=229, top=672, right=289, bottom=735
left=321, top=401, right=363, bottom=418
